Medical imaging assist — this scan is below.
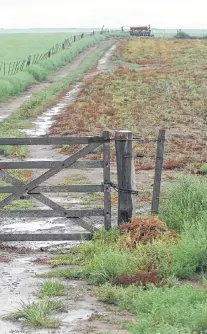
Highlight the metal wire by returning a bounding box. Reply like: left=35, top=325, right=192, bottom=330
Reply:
left=108, top=182, right=139, bottom=196
left=110, top=137, right=158, bottom=143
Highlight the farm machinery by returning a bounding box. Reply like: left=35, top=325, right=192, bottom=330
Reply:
left=121, top=25, right=153, bottom=37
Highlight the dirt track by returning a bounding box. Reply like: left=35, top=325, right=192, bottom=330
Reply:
left=0, top=42, right=134, bottom=334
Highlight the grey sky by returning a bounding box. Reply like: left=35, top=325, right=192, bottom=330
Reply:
left=1, top=0, right=207, bottom=29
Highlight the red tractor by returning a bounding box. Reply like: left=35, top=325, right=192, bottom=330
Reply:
left=121, top=25, right=153, bottom=37
left=130, top=25, right=152, bottom=36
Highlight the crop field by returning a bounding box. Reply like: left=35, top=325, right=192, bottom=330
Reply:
left=0, top=33, right=72, bottom=62
left=51, top=39, right=207, bottom=171
left=0, top=33, right=104, bottom=101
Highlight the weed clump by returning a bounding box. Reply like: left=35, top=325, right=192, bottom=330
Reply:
left=10, top=300, right=65, bottom=328
left=112, top=266, right=160, bottom=287
left=119, top=216, right=177, bottom=247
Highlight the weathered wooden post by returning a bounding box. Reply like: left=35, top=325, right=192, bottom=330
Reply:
left=103, top=131, right=111, bottom=230
left=151, top=129, right=166, bottom=215
left=115, top=130, right=137, bottom=225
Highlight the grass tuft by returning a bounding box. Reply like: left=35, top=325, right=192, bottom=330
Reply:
left=37, top=281, right=66, bottom=298
left=10, top=300, right=65, bottom=328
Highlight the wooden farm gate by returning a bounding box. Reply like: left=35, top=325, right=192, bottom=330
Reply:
left=0, top=131, right=111, bottom=242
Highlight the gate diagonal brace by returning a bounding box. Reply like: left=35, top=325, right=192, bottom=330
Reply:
left=0, top=142, right=100, bottom=209
left=0, top=143, right=100, bottom=233
left=0, top=169, right=98, bottom=233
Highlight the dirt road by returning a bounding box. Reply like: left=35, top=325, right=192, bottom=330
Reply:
left=0, top=42, right=134, bottom=334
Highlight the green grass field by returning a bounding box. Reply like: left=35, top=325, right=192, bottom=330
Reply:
left=0, top=33, right=104, bottom=101
left=0, top=33, right=73, bottom=62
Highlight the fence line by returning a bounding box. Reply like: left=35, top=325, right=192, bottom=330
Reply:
left=0, top=30, right=107, bottom=77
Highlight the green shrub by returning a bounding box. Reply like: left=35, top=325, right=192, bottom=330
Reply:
left=175, top=31, right=191, bottom=39
left=134, top=239, right=177, bottom=278
left=200, top=164, right=207, bottom=175
left=0, top=80, right=13, bottom=100
left=84, top=247, right=138, bottom=284
left=161, top=176, right=207, bottom=232
left=98, top=284, right=207, bottom=333
left=171, top=217, right=207, bottom=278
left=7, top=72, right=34, bottom=94
left=26, top=64, right=47, bottom=81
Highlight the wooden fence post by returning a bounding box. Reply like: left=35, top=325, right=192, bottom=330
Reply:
left=151, top=129, right=166, bottom=215
left=103, top=131, right=111, bottom=230
left=115, top=130, right=136, bottom=225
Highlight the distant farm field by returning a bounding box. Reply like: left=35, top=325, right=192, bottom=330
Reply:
left=0, top=33, right=104, bottom=101
left=0, top=33, right=72, bottom=62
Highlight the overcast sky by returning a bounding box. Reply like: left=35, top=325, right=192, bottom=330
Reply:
left=1, top=0, right=207, bottom=29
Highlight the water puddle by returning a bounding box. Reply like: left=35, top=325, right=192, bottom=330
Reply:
left=63, top=308, right=91, bottom=323
left=97, top=44, right=117, bottom=69
left=2, top=220, right=66, bottom=232
left=22, top=85, right=81, bottom=137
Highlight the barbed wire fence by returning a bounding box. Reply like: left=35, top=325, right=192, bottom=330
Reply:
left=0, top=30, right=108, bottom=77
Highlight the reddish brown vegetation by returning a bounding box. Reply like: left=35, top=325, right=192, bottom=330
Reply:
left=0, top=256, right=11, bottom=263
left=113, top=266, right=160, bottom=287
left=50, top=39, right=207, bottom=171
left=119, top=216, right=177, bottom=247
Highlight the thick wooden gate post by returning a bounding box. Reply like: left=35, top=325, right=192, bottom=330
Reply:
left=115, top=131, right=136, bottom=225
left=151, top=129, right=166, bottom=215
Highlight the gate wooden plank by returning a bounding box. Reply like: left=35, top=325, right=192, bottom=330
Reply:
left=0, top=209, right=104, bottom=218
left=103, top=131, right=111, bottom=230
left=0, top=161, right=104, bottom=169
left=0, top=169, right=22, bottom=186
left=0, top=233, right=92, bottom=241
left=0, top=170, right=69, bottom=220
left=69, top=218, right=98, bottom=233
left=0, top=136, right=104, bottom=146
left=0, top=169, right=102, bottom=233
left=0, top=185, right=104, bottom=193
left=0, top=142, right=100, bottom=209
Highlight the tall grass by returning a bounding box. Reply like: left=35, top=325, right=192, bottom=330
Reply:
left=0, top=34, right=104, bottom=102
left=160, top=176, right=207, bottom=232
